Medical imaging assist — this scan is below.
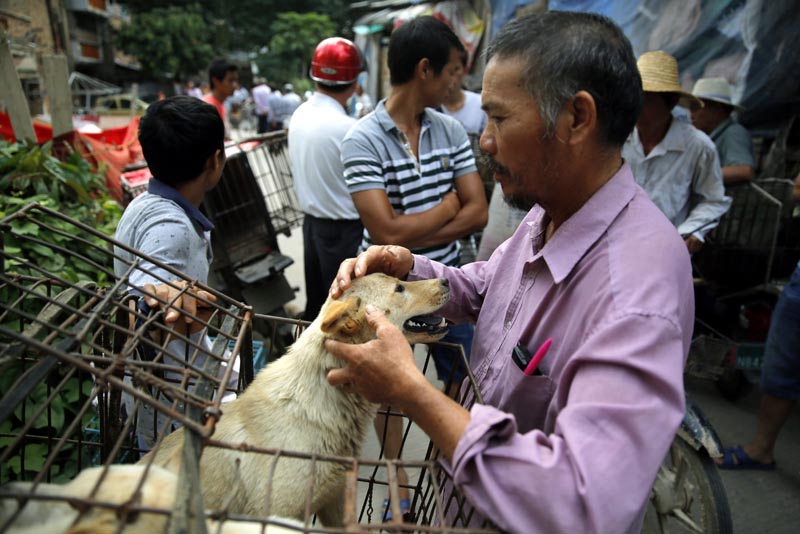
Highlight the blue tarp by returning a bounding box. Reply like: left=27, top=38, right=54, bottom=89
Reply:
left=489, top=0, right=800, bottom=130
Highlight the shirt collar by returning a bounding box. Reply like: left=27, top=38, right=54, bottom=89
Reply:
left=710, top=116, right=733, bottom=141
left=632, top=118, right=687, bottom=159
left=311, top=92, right=347, bottom=114
left=529, top=163, right=637, bottom=284
left=147, top=178, right=214, bottom=231
left=374, top=99, right=432, bottom=133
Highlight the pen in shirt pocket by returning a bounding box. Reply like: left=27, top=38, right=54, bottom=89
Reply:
left=512, top=338, right=552, bottom=376
left=524, top=338, right=552, bottom=376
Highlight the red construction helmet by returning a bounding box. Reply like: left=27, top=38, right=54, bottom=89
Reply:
left=310, top=37, right=363, bottom=85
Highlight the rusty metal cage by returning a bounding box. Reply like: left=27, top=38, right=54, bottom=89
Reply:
left=217, top=133, right=304, bottom=242
left=0, top=204, right=497, bottom=533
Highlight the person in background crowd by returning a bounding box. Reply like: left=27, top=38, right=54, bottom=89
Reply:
left=340, top=16, right=487, bottom=521
left=252, top=77, right=272, bottom=134
left=203, top=59, right=239, bottom=129
left=280, top=83, right=302, bottom=129
left=441, top=46, right=488, bottom=263
left=288, top=37, right=365, bottom=320
left=441, top=47, right=486, bottom=136
left=349, top=72, right=374, bottom=119
left=717, top=258, right=800, bottom=470
left=267, top=84, right=283, bottom=131
left=327, top=11, right=692, bottom=532
left=184, top=80, right=203, bottom=99
left=623, top=51, right=730, bottom=254
left=690, top=77, right=756, bottom=185
left=474, top=182, right=527, bottom=261
left=227, top=84, right=250, bottom=114
left=717, top=170, right=800, bottom=469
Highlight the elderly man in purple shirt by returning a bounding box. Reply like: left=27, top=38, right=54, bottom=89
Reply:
left=326, top=11, right=693, bottom=533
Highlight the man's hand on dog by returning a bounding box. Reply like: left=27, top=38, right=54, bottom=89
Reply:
left=325, top=305, right=426, bottom=406
left=330, top=245, right=415, bottom=299
left=141, top=281, right=217, bottom=334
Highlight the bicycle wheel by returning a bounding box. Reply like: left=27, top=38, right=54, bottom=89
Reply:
left=643, top=437, right=732, bottom=534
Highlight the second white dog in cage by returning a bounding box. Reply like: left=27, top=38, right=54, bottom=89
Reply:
left=141, top=273, right=450, bottom=526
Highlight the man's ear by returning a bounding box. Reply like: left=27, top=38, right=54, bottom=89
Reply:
left=320, top=296, right=363, bottom=335
left=206, top=149, right=223, bottom=172
left=417, top=58, right=432, bottom=80
left=561, top=90, right=597, bottom=146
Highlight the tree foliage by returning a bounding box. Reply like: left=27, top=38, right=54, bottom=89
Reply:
left=257, top=12, right=337, bottom=86
left=117, top=0, right=352, bottom=84
left=115, top=4, right=215, bottom=81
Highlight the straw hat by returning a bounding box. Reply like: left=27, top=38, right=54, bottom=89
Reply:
left=692, top=77, right=744, bottom=111
left=637, top=50, right=702, bottom=108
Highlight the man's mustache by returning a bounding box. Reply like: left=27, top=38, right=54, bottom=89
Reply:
left=478, top=149, right=511, bottom=177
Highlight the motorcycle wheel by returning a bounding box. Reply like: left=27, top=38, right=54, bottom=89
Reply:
left=643, top=437, right=732, bottom=534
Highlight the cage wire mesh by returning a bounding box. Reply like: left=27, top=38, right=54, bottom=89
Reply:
left=0, top=204, right=498, bottom=533
left=222, top=133, right=304, bottom=238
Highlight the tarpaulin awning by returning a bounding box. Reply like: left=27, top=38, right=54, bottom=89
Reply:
left=1, top=113, right=143, bottom=203
left=488, top=0, right=799, bottom=131
left=353, top=1, right=485, bottom=69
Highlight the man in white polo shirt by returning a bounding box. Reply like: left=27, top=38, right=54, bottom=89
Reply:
left=288, top=37, right=365, bottom=320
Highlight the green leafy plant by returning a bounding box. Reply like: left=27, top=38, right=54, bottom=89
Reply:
left=0, top=362, right=96, bottom=484
left=0, top=140, right=122, bottom=284
left=0, top=142, right=130, bottom=484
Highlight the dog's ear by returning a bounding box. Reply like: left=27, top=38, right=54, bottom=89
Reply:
left=320, top=296, right=363, bottom=335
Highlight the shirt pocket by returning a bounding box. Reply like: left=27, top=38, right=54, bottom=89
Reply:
left=493, top=358, right=557, bottom=433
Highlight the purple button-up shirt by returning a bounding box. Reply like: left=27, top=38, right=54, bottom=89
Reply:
left=409, top=164, right=693, bottom=533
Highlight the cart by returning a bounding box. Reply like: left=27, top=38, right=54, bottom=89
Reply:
left=687, top=178, right=797, bottom=398
left=202, top=133, right=303, bottom=319
left=0, top=203, right=494, bottom=533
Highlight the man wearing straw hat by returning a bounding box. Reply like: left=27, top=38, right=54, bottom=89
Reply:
left=623, top=50, right=731, bottom=254
left=690, top=76, right=755, bottom=185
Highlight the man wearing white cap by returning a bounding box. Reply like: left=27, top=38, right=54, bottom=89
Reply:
left=623, top=51, right=731, bottom=254
left=690, top=77, right=755, bottom=185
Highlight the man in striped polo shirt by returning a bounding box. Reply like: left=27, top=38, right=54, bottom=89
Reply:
left=341, top=15, right=487, bottom=521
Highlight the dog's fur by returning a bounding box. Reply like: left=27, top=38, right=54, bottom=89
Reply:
left=0, top=465, right=301, bottom=533
left=140, top=273, right=450, bottom=525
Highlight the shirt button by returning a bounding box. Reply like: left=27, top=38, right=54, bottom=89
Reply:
left=505, top=320, right=512, bottom=329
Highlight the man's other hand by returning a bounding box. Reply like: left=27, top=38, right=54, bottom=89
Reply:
left=141, top=280, right=217, bottom=334
left=685, top=236, right=704, bottom=255
left=325, top=305, right=426, bottom=406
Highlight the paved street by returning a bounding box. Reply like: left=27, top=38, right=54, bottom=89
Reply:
left=686, top=376, right=800, bottom=533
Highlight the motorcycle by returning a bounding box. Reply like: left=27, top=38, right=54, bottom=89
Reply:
left=643, top=397, right=732, bottom=534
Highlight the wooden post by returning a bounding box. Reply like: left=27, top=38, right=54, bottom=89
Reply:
left=0, top=28, right=36, bottom=142
left=130, top=82, right=139, bottom=118
left=41, top=54, right=74, bottom=138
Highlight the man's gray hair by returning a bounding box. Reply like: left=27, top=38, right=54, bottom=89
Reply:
left=487, top=11, right=642, bottom=146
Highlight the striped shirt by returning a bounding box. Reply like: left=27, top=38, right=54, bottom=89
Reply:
left=342, top=100, right=477, bottom=266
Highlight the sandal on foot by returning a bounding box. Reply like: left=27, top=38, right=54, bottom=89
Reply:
left=718, top=445, right=776, bottom=470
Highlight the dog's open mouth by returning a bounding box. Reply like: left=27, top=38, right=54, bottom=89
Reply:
left=403, top=314, right=448, bottom=336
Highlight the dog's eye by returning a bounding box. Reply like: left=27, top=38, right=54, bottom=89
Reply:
left=395, top=284, right=405, bottom=293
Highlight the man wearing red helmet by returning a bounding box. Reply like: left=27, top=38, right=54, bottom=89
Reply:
left=287, top=37, right=365, bottom=320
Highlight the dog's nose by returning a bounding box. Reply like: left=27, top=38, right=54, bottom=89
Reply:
left=441, top=278, right=449, bottom=287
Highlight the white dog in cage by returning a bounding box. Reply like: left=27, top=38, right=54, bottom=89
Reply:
left=0, top=464, right=304, bottom=533
left=141, top=273, right=450, bottom=526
